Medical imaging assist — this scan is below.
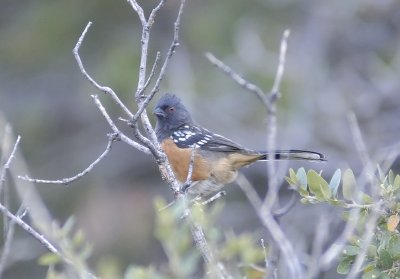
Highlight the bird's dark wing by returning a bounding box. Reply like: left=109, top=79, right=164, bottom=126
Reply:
left=171, top=125, right=245, bottom=152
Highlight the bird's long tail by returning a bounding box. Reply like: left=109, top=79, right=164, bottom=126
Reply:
left=256, top=149, right=326, bottom=161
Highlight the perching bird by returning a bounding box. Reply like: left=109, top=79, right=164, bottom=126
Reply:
left=154, top=93, right=325, bottom=197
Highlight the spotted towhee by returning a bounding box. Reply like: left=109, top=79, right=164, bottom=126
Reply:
left=154, top=93, right=325, bottom=197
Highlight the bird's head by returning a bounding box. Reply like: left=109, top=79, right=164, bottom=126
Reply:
left=153, top=93, right=193, bottom=137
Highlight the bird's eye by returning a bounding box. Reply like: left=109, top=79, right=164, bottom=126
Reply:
left=168, top=107, right=175, bottom=112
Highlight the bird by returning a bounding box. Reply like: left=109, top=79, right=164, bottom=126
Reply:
left=153, top=93, right=325, bottom=197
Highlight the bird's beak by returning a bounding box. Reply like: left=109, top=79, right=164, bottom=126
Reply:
left=153, top=107, right=166, bottom=117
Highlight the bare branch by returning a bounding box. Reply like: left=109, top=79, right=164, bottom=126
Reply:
left=260, top=238, right=269, bottom=275
left=182, top=147, right=196, bottom=192
left=0, top=202, right=98, bottom=279
left=91, top=95, right=151, bottom=154
left=270, top=29, right=290, bottom=97
left=18, top=133, right=117, bottom=185
left=347, top=204, right=381, bottom=279
left=204, top=52, right=268, bottom=107
left=263, top=29, right=291, bottom=212
left=237, top=173, right=302, bottom=278
left=0, top=206, right=27, bottom=276
left=306, top=216, right=330, bottom=278
left=201, top=191, right=226, bottom=206
left=147, top=0, right=185, bottom=98
left=0, top=135, right=21, bottom=276
left=0, top=203, right=59, bottom=256
left=0, top=136, right=20, bottom=193
left=236, top=174, right=262, bottom=208
left=127, top=0, right=146, bottom=24
left=184, top=197, right=231, bottom=279
left=133, top=0, right=186, bottom=152
left=148, top=0, right=166, bottom=28
left=73, top=22, right=134, bottom=119
left=143, top=51, right=161, bottom=93
left=272, top=192, right=297, bottom=218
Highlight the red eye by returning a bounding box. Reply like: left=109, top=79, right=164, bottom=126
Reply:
left=169, top=107, right=175, bottom=112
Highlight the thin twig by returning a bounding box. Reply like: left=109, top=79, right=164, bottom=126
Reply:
left=263, top=29, right=291, bottom=212
left=346, top=204, right=381, bottom=279
left=127, top=0, right=146, bottom=24
left=201, top=191, right=226, bottom=206
left=237, top=168, right=302, bottom=278
left=18, top=133, right=118, bottom=185
left=148, top=0, right=166, bottom=28
left=272, top=191, right=297, bottom=218
left=270, top=30, right=290, bottom=97
left=147, top=0, right=185, bottom=99
left=91, top=95, right=151, bottom=155
left=261, top=238, right=269, bottom=277
left=0, top=202, right=98, bottom=279
left=0, top=206, right=27, bottom=276
left=133, top=0, right=186, bottom=149
left=182, top=147, right=195, bottom=192
left=128, top=0, right=186, bottom=193
left=0, top=203, right=59, bottom=255
left=73, top=22, right=134, bottom=119
left=204, top=52, right=269, bottom=108
left=347, top=112, right=376, bottom=195
left=306, top=216, right=329, bottom=279
left=0, top=136, right=20, bottom=192
left=1, top=125, right=12, bottom=238
left=143, top=52, right=161, bottom=93
left=0, top=135, right=21, bottom=276
left=185, top=199, right=230, bottom=279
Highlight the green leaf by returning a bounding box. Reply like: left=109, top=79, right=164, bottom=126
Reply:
left=38, top=252, right=61, bottom=266
left=388, top=234, right=400, bottom=259
left=307, top=170, right=331, bottom=200
left=362, top=194, right=373, bottom=204
left=329, top=169, right=341, bottom=197
left=342, top=245, right=360, bottom=256
left=79, top=243, right=93, bottom=260
left=337, top=256, right=353, bottom=275
left=362, top=269, right=381, bottom=279
left=72, top=229, right=85, bottom=247
left=394, top=175, right=400, bottom=190
left=285, top=177, right=296, bottom=186
left=377, top=249, right=393, bottom=269
left=328, top=199, right=346, bottom=206
left=320, top=181, right=332, bottom=200
left=62, top=216, right=76, bottom=236
left=343, top=169, right=356, bottom=201
left=124, top=266, right=164, bottom=279
left=298, top=187, right=309, bottom=197
left=389, top=170, right=394, bottom=185
left=289, top=168, right=297, bottom=184
left=367, top=245, right=377, bottom=258
left=377, top=165, right=385, bottom=181
left=300, top=198, right=311, bottom=204
left=296, top=168, right=307, bottom=189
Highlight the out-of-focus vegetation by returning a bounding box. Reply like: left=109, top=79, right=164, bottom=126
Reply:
left=1, top=0, right=400, bottom=278
left=287, top=168, right=400, bottom=278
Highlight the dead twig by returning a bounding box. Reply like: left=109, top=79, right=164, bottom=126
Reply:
left=73, top=22, right=134, bottom=119
left=18, top=133, right=118, bottom=184
left=207, top=30, right=299, bottom=278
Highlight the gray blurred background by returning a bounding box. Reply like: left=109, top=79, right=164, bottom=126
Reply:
left=1, top=0, right=400, bottom=278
